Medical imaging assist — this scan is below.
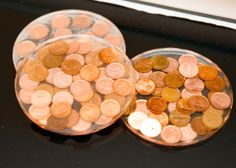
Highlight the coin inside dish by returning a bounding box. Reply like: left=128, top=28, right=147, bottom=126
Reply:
left=15, top=35, right=135, bottom=136
left=122, top=48, right=233, bottom=147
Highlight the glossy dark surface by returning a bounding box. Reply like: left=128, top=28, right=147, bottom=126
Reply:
left=0, top=0, right=236, bottom=168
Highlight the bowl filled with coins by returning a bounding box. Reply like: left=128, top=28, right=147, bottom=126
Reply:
left=15, top=34, right=135, bottom=136
left=122, top=48, right=233, bottom=147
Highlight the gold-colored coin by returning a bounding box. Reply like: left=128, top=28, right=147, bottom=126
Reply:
left=203, top=105, right=224, bottom=116
left=34, top=83, right=54, bottom=95
left=133, top=58, right=153, bottom=73
left=207, top=91, right=215, bottom=99
left=50, top=102, right=72, bottom=119
left=61, top=59, right=81, bottom=75
left=48, top=40, right=69, bottom=55
left=47, top=115, right=68, bottom=130
left=202, top=110, right=223, bottom=129
left=205, top=76, right=225, bottom=91
left=147, top=96, right=167, bottom=114
left=85, top=51, right=104, bottom=67
left=98, top=48, right=117, bottom=64
left=152, top=87, right=164, bottom=96
left=149, top=71, right=166, bottom=87
left=43, top=54, right=64, bottom=68
left=37, top=46, right=49, bottom=61
left=176, top=98, right=195, bottom=114
left=151, top=55, right=169, bottom=70
left=191, top=116, right=211, bottom=135
left=28, top=64, right=48, bottom=82
left=161, top=87, right=181, bottom=102
left=188, top=95, right=209, bottom=112
left=149, top=112, right=169, bottom=127
left=66, top=109, right=80, bottom=128
left=198, top=65, right=218, bottom=81
left=169, top=110, right=190, bottom=127
left=22, top=59, right=43, bottom=73
left=164, top=71, right=184, bottom=88
left=54, top=87, right=69, bottom=93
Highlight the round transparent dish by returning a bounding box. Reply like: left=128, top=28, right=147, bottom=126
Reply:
left=122, top=48, right=233, bottom=147
left=13, top=9, right=126, bottom=69
left=15, top=34, right=135, bottom=136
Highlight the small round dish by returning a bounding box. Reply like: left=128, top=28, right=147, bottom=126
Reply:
left=122, top=48, right=233, bottom=147
left=15, top=35, right=135, bottom=136
left=13, top=9, right=126, bottom=69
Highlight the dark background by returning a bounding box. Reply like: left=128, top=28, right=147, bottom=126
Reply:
left=0, top=0, right=236, bottom=168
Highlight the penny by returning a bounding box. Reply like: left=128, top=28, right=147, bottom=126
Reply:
left=147, top=96, right=167, bottom=114
left=46, top=68, right=61, bottom=84
left=51, top=14, right=71, bottom=29
left=164, top=71, right=184, bottom=88
left=61, top=59, right=81, bottom=75
left=209, top=92, right=231, bottom=109
left=104, top=34, right=122, bottom=46
left=73, top=14, right=93, bottom=29
left=128, top=111, right=148, bottom=130
left=202, top=110, right=223, bottom=129
left=77, top=40, right=92, bottom=55
left=133, top=58, right=153, bottom=73
left=184, top=77, right=204, bottom=92
left=47, top=115, right=68, bottom=130
left=169, top=110, right=190, bottom=127
left=162, top=57, right=179, bottom=73
left=53, top=28, right=72, bottom=37
left=100, top=99, right=121, bottom=117
left=179, top=62, right=199, bottom=78
left=81, top=93, right=102, bottom=106
left=66, top=53, right=85, bottom=66
left=134, top=99, right=150, bottom=114
left=19, top=89, right=33, bottom=104
left=104, top=93, right=126, bottom=107
left=70, top=79, right=92, bottom=97
left=198, top=65, right=218, bottom=81
left=95, top=115, right=113, bottom=125
left=95, top=77, right=114, bottom=95
left=29, top=24, right=49, bottom=40
left=50, top=102, right=72, bottom=119
left=181, top=89, right=202, bottom=99
left=73, top=74, right=82, bottom=81
left=31, top=90, right=51, bottom=107
left=16, top=40, right=36, bottom=57
left=52, top=91, right=74, bottom=105
left=176, top=99, right=195, bottom=114
left=71, top=119, right=91, bottom=132
left=203, top=105, right=224, bottom=116
left=66, top=109, right=80, bottom=128
left=207, top=91, right=215, bottom=99
left=139, top=70, right=152, bottom=80
left=37, top=46, right=49, bottom=61
left=148, top=112, right=169, bottom=127
left=73, top=89, right=94, bottom=102
left=79, top=104, right=101, bottom=122
left=151, top=55, right=169, bottom=70
left=19, top=74, right=39, bottom=90
left=135, top=79, right=155, bottom=95
left=29, top=105, right=50, bottom=120
left=28, top=64, right=48, bottom=82
left=99, top=48, right=117, bottom=64
left=22, top=59, right=43, bottom=73
left=80, top=64, right=100, bottom=81
left=140, top=118, right=162, bottom=138
left=149, top=71, right=166, bottom=87
left=67, top=40, right=80, bottom=54
left=168, top=102, right=177, bottom=113
left=188, top=95, right=210, bottom=111
left=191, top=116, right=210, bottom=135
left=180, top=124, right=197, bottom=142
left=161, top=125, right=182, bottom=144
left=53, top=71, right=73, bottom=88
left=48, top=40, right=69, bottom=55
left=34, top=83, right=54, bottom=95
left=85, top=51, right=104, bottom=67
left=113, top=78, right=133, bottom=96
left=91, top=21, right=110, bottom=37
left=205, top=76, right=225, bottom=91
left=152, top=87, right=164, bottom=97
left=161, top=87, right=181, bottom=102
left=105, top=63, right=126, bottom=79
left=178, top=54, right=198, bottom=65
left=43, top=54, right=64, bottom=68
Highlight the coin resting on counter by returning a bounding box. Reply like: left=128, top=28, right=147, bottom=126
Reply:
left=124, top=49, right=232, bottom=146
left=15, top=35, right=135, bottom=135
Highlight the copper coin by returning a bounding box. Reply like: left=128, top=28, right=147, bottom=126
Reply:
left=149, top=71, right=166, bottom=87
left=162, top=57, right=179, bottom=73
left=37, top=46, right=49, bottom=62
left=50, top=102, right=72, bottom=119
left=151, top=55, right=169, bottom=70
left=160, top=125, right=182, bottom=144
left=48, top=40, right=69, bottom=55
left=179, top=62, right=199, bottom=78
left=147, top=96, right=167, bottom=114
left=99, top=48, right=117, bottom=64
left=176, top=99, right=195, bottom=115
left=135, top=78, right=155, bottom=95
left=104, top=93, right=126, bottom=107
left=61, top=59, right=81, bottom=75
left=139, top=70, right=152, bottom=80
left=152, top=87, right=164, bottom=97
left=34, top=83, right=54, bottom=95
left=133, top=58, right=153, bottom=73
left=81, top=93, right=102, bottom=107
left=85, top=51, right=104, bottom=67
left=202, top=110, right=223, bottom=129
left=28, top=64, right=48, bottom=82
left=191, top=116, right=210, bottom=135
left=205, top=76, right=225, bottom=91
left=203, top=105, right=224, bottom=116
left=188, top=95, right=210, bottom=112
left=79, top=104, right=101, bottom=122
left=164, top=71, right=184, bottom=88
left=181, top=89, right=202, bottom=99
left=100, top=99, right=121, bottom=117
left=161, top=87, right=181, bottom=102
left=148, top=112, right=169, bottom=127
left=43, top=54, right=64, bottom=68
left=169, top=110, right=190, bottom=127
left=66, top=109, right=80, bottom=128
left=113, top=78, right=133, bottom=96
left=209, top=92, right=231, bottom=109
left=47, top=115, right=68, bottom=130
left=22, top=59, right=43, bottom=73
left=95, top=77, right=114, bottom=95
left=184, top=77, right=204, bottom=92
left=198, top=65, right=218, bottom=81
left=178, top=54, right=198, bottom=65
left=180, top=124, right=197, bottom=142
left=80, top=64, right=100, bottom=81
left=105, top=62, right=126, bottom=79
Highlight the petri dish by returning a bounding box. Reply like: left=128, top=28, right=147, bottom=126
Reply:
left=122, top=48, right=233, bottom=147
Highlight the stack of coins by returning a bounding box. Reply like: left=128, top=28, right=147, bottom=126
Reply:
left=124, top=48, right=233, bottom=146
left=15, top=35, right=135, bottom=135
left=13, top=10, right=125, bottom=69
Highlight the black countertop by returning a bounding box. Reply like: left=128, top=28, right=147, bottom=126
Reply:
left=0, top=1, right=236, bottom=168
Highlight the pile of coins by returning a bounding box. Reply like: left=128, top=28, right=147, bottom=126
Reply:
left=124, top=49, right=232, bottom=146
left=13, top=10, right=125, bottom=69
left=15, top=35, right=135, bottom=135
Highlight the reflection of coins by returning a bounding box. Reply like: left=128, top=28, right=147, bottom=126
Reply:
left=48, top=40, right=69, bottom=55
left=149, top=71, right=166, bottom=87
left=149, top=112, right=169, bottom=127
left=151, top=55, right=169, bottom=70
left=202, top=110, right=223, bottom=129
left=79, top=104, right=101, bottom=122
left=161, top=125, right=182, bottom=144
left=71, top=119, right=91, bottom=132
left=191, top=116, right=210, bottom=135
left=47, top=115, right=68, bottom=130
left=198, top=65, right=218, bottom=81
left=61, top=59, right=81, bottom=75
left=176, top=99, right=195, bottom=114
left=80, top=64, right=100, bottom=81
left=133, top=58, right=153, bottom=73
left=164, top=71, right=184, bottom=88
left=28, top=64, right=48, bottom=82
left=99, top=48, right=117, bottom=64
left=113, top=78, right=133, bottom=96
left=140, top=118, right=162, bottom=138
left=100, top=99, right=121, bottom=117
left=147, top=96, right=167, bottom=114
left=50, top=102, right=72, bottom=119
left=188, top=95, right=209, bottom=111
left=128, top=111, right=148, bottom=130
left=135, top=79, right=155, bottom=95
left=205, top=77, right=225, bottom=91
left=161, top=87, right=181, bottom=102
left=169, top=110, right=190, bottom=127
left=209, top=92, right=231, bottom=109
